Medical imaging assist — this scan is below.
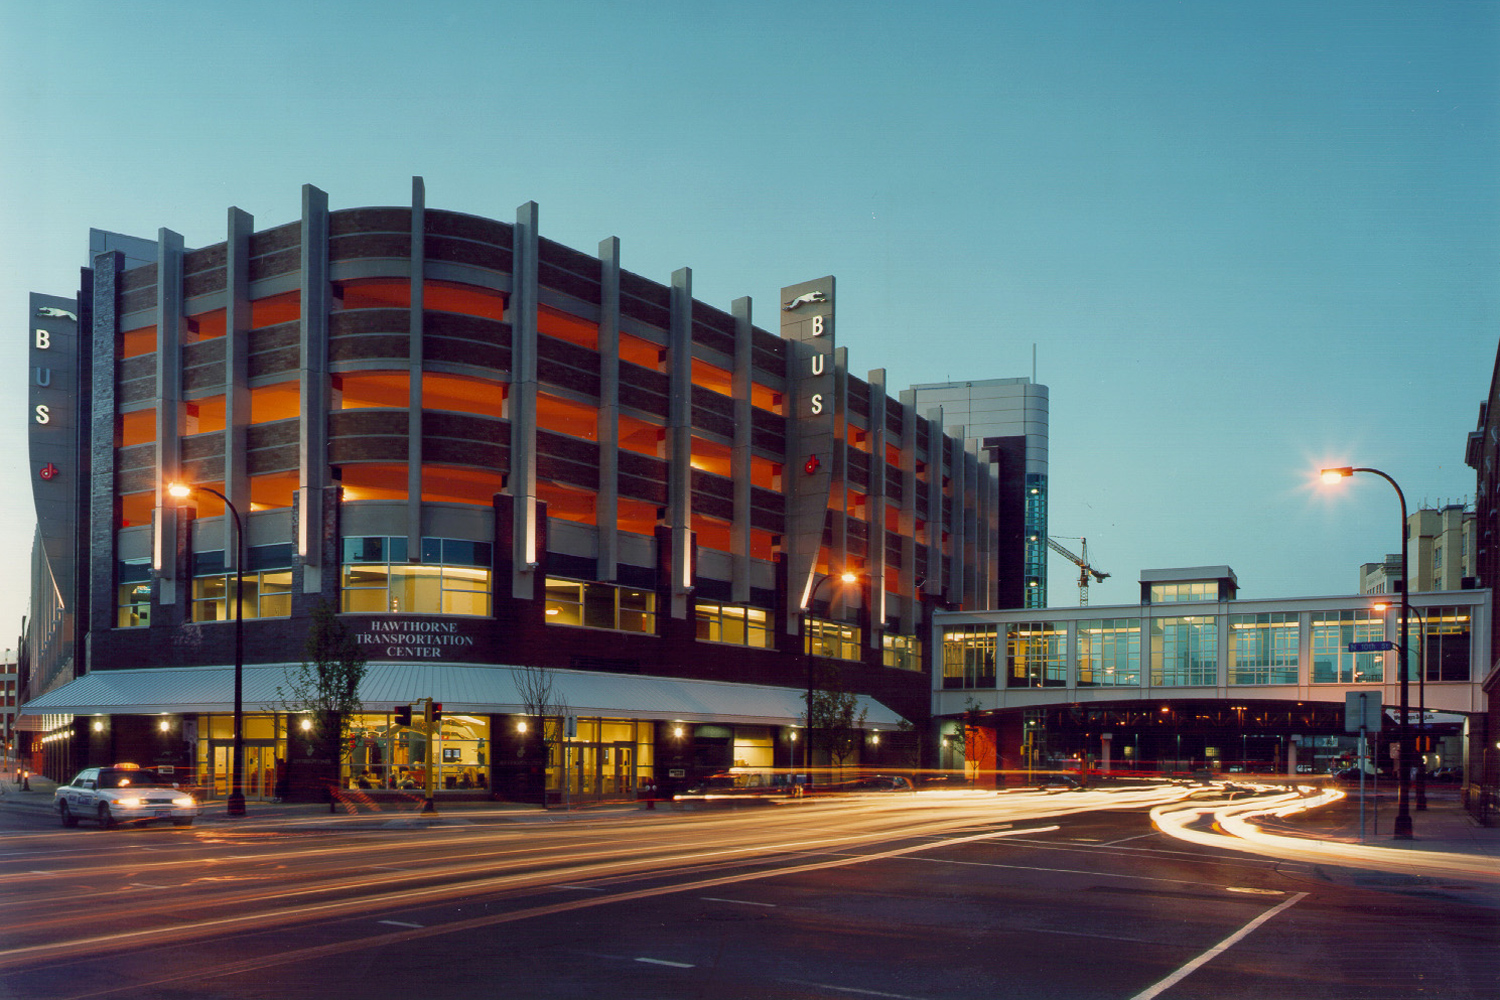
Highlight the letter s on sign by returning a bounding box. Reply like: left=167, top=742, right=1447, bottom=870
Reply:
left=34, top=404, right=50, bottom=425
left=810, top=394, right=823, bottom=415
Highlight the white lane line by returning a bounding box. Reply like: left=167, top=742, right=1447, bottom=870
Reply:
left=783, top=981, right=923, bottom=999
left=700, top=897, right=777, bottom=907
left=1225, top=886, right=1285, bottom=896
left=635, top=957, right=693, bottom=968
left=1128, top=891, right=1308, bottom=1000
left=378, top=919, right=424, bottom=929
left=1100, top=833, right=1157, bottom=847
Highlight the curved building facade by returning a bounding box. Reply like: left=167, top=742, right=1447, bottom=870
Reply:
left=22, top=179, right=1003, bottom=801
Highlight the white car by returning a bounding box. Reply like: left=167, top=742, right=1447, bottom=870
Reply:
left=56, top=764, right=198, bottom=828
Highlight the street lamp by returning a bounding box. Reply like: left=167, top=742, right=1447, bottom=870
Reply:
left=168, top=482, right=246, bottom=818
left=801, top=569, right=857, bottom=791
left=1376, top=600, right=1429, bottom=811
left=1321, top=466, right=1413, bottom=839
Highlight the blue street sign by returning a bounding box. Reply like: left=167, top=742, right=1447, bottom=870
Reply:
left=1347, top=640, right=1395, bottom=652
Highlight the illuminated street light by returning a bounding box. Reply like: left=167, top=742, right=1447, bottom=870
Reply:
left=1320, top=465, right=1413, bottom=839
left=168, top=481, right=246, bottom=818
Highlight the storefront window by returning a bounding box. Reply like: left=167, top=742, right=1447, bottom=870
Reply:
left=190, top=545, right=294, bottom=622
left=805, top=617, right=861, bottom=660
left=942, top=625, right=996, bottom=689
left=343, top=712, right=491, bottom=792
left=882, top=633, right=922, bottom=672
left=341, top=536, right=492, bottom=616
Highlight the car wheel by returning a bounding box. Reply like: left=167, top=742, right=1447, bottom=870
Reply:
left=59, top=802, right=77, bottom=828
left=97, top=804, right=114, bottom=829
left=173, top=818, right=193, bottom=827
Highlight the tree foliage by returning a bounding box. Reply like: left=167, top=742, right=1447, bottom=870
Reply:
left=277, top=599, right=368, bottom=760
left=803, top=663, right=868, bottom=774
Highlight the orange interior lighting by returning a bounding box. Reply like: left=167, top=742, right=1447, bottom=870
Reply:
left=119, top=325, right=156, bottom=360
left=250, top=472, right=297, bottom=510
left=425, top=280, right=505, bottom=321
left=423, top=373, right=506, bottom=419
left=538, top=304, right=599, bottom=351
left=250, top=382, right=301, bottom=423
left=340, top=463, right=408, bottom=502
left=117, top=408, right=155, bottom=448
left=691, top=358, right=731, bottom=396
left=337, top=278, right=409, bottom=310
left=337, top=371, right=410, bottom=409
left=421, top=464, right=507, bottom=506
left=250, top=291, right=300, bottom=329
left=536, top=393, right=599, bottom=440
left=690, top=437, right=732, bottom=477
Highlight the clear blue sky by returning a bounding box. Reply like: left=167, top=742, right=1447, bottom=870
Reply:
left=2, top=1, right=1496, bottom=646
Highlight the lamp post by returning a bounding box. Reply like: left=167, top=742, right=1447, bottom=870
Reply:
left=1378, top=600, right=1429, bottom=810
left=801, top=570, right=857, bottom=791
left=168, top=482, right=246, bottom=818
left=1321, top=466, right=1413, bottom=839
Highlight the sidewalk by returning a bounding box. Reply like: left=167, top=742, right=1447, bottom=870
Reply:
left=1265, top=785, right=1500, bottom=861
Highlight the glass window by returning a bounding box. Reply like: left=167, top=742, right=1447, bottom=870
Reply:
left=1420, top=607, right=1471, bottom=682
left=543, top=578, right=655, bottom=634
left=117, top=559, right=152, bottom=628
left=806, top=617, right=861, bottom=660
left=1151, top=616, right=1218, bottom=686
left=1150, top=582, right=1218, bottom=603
left=1078, top=618, right=1140, bottom=687
left=1229, top=613, right=1299, bottom=685
left=340, top=536, right=491, bottom=617
left=942, top=625, right=996, bottom=689
left=882, top=633, right=922, bottom=672
left=1007, top=621, right=1066, bottom=688
left=695, top=601, right=770, bottom=648
left=1311, top=610, right=1382, bottom=683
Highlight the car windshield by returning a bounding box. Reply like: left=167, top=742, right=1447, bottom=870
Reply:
left=99, top=770, right=169, bottom=789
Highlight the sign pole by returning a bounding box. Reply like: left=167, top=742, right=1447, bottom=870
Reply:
left=422, top=697, right=436, bottom=814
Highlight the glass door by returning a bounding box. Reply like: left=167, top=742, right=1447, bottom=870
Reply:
left=210, top=744, right=276, bottom=800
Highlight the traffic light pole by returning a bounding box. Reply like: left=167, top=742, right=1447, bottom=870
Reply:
left=422, top=697, right=437, bottom=814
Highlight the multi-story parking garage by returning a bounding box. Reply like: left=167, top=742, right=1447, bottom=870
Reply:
left=20, top=179, right=1013, bottom=802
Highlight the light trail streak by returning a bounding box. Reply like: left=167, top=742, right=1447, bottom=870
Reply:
left=40, top=825, right=1058, bottom=1000
left=1150, top=785, right=1500, bottom=884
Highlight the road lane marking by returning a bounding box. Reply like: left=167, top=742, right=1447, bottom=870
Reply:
left=700, top=897, right=776, bottom=907
left=1128, top=891, right=1308, bottom=1000
left=555, top=884, right=605, bottom=891
left=635, top=957, right=693, bottom=968
left=1225, top=886, right=1285, bottom=895
left=783, top=982, right=923, bottom=999
left=378, top=920, right=424, bottom=929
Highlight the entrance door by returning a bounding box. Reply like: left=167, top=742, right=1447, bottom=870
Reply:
left=606, top=742, right=634, bottom=797
left=211, top=745, right=276, bottom=800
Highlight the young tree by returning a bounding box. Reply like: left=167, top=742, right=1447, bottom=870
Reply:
left=511, top=663, right=569, bottom=804
left=277, top=599, right=368, bottom=766
left=803, top=663, right=868, bottom=778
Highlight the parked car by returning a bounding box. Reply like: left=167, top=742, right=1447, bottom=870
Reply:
left=55, top=764, right=198, bottom=829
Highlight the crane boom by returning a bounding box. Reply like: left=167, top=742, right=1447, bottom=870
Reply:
left=1046, top=536, right=1110, bottom=606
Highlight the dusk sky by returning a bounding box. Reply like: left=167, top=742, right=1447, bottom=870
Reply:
left=2, top=1, right=1496, bottom=647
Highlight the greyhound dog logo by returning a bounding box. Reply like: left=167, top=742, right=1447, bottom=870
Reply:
left=36, top=306, right=78, bottom=322
left=782, top=291, right=827, bottom=311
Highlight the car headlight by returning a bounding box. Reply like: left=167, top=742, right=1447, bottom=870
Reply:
left=116, top=797, right=143, bottom=808
left=171, top=796, right=194, bottom=808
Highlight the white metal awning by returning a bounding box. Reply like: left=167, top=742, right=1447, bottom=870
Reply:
left=19, top=662, right=905, bottom=729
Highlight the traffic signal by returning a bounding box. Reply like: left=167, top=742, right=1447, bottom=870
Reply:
left=430, top=702, right=443, bottom=722
left=394, top=705, right=413, bottom=727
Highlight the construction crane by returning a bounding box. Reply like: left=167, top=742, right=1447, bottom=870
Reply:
left=1046, top=536, right=1110, bottom=606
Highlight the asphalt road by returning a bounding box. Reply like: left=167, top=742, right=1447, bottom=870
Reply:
left=0, top=786, right=1495, bottom=999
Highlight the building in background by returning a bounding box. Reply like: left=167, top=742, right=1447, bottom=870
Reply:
left=1, top=651, right=16, bottom=778
left=21, top=180, right=1004, bottom=802
left=905, top=378, right=1048, bottom=609
left=1359, top=504, right=1476, bottom=596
